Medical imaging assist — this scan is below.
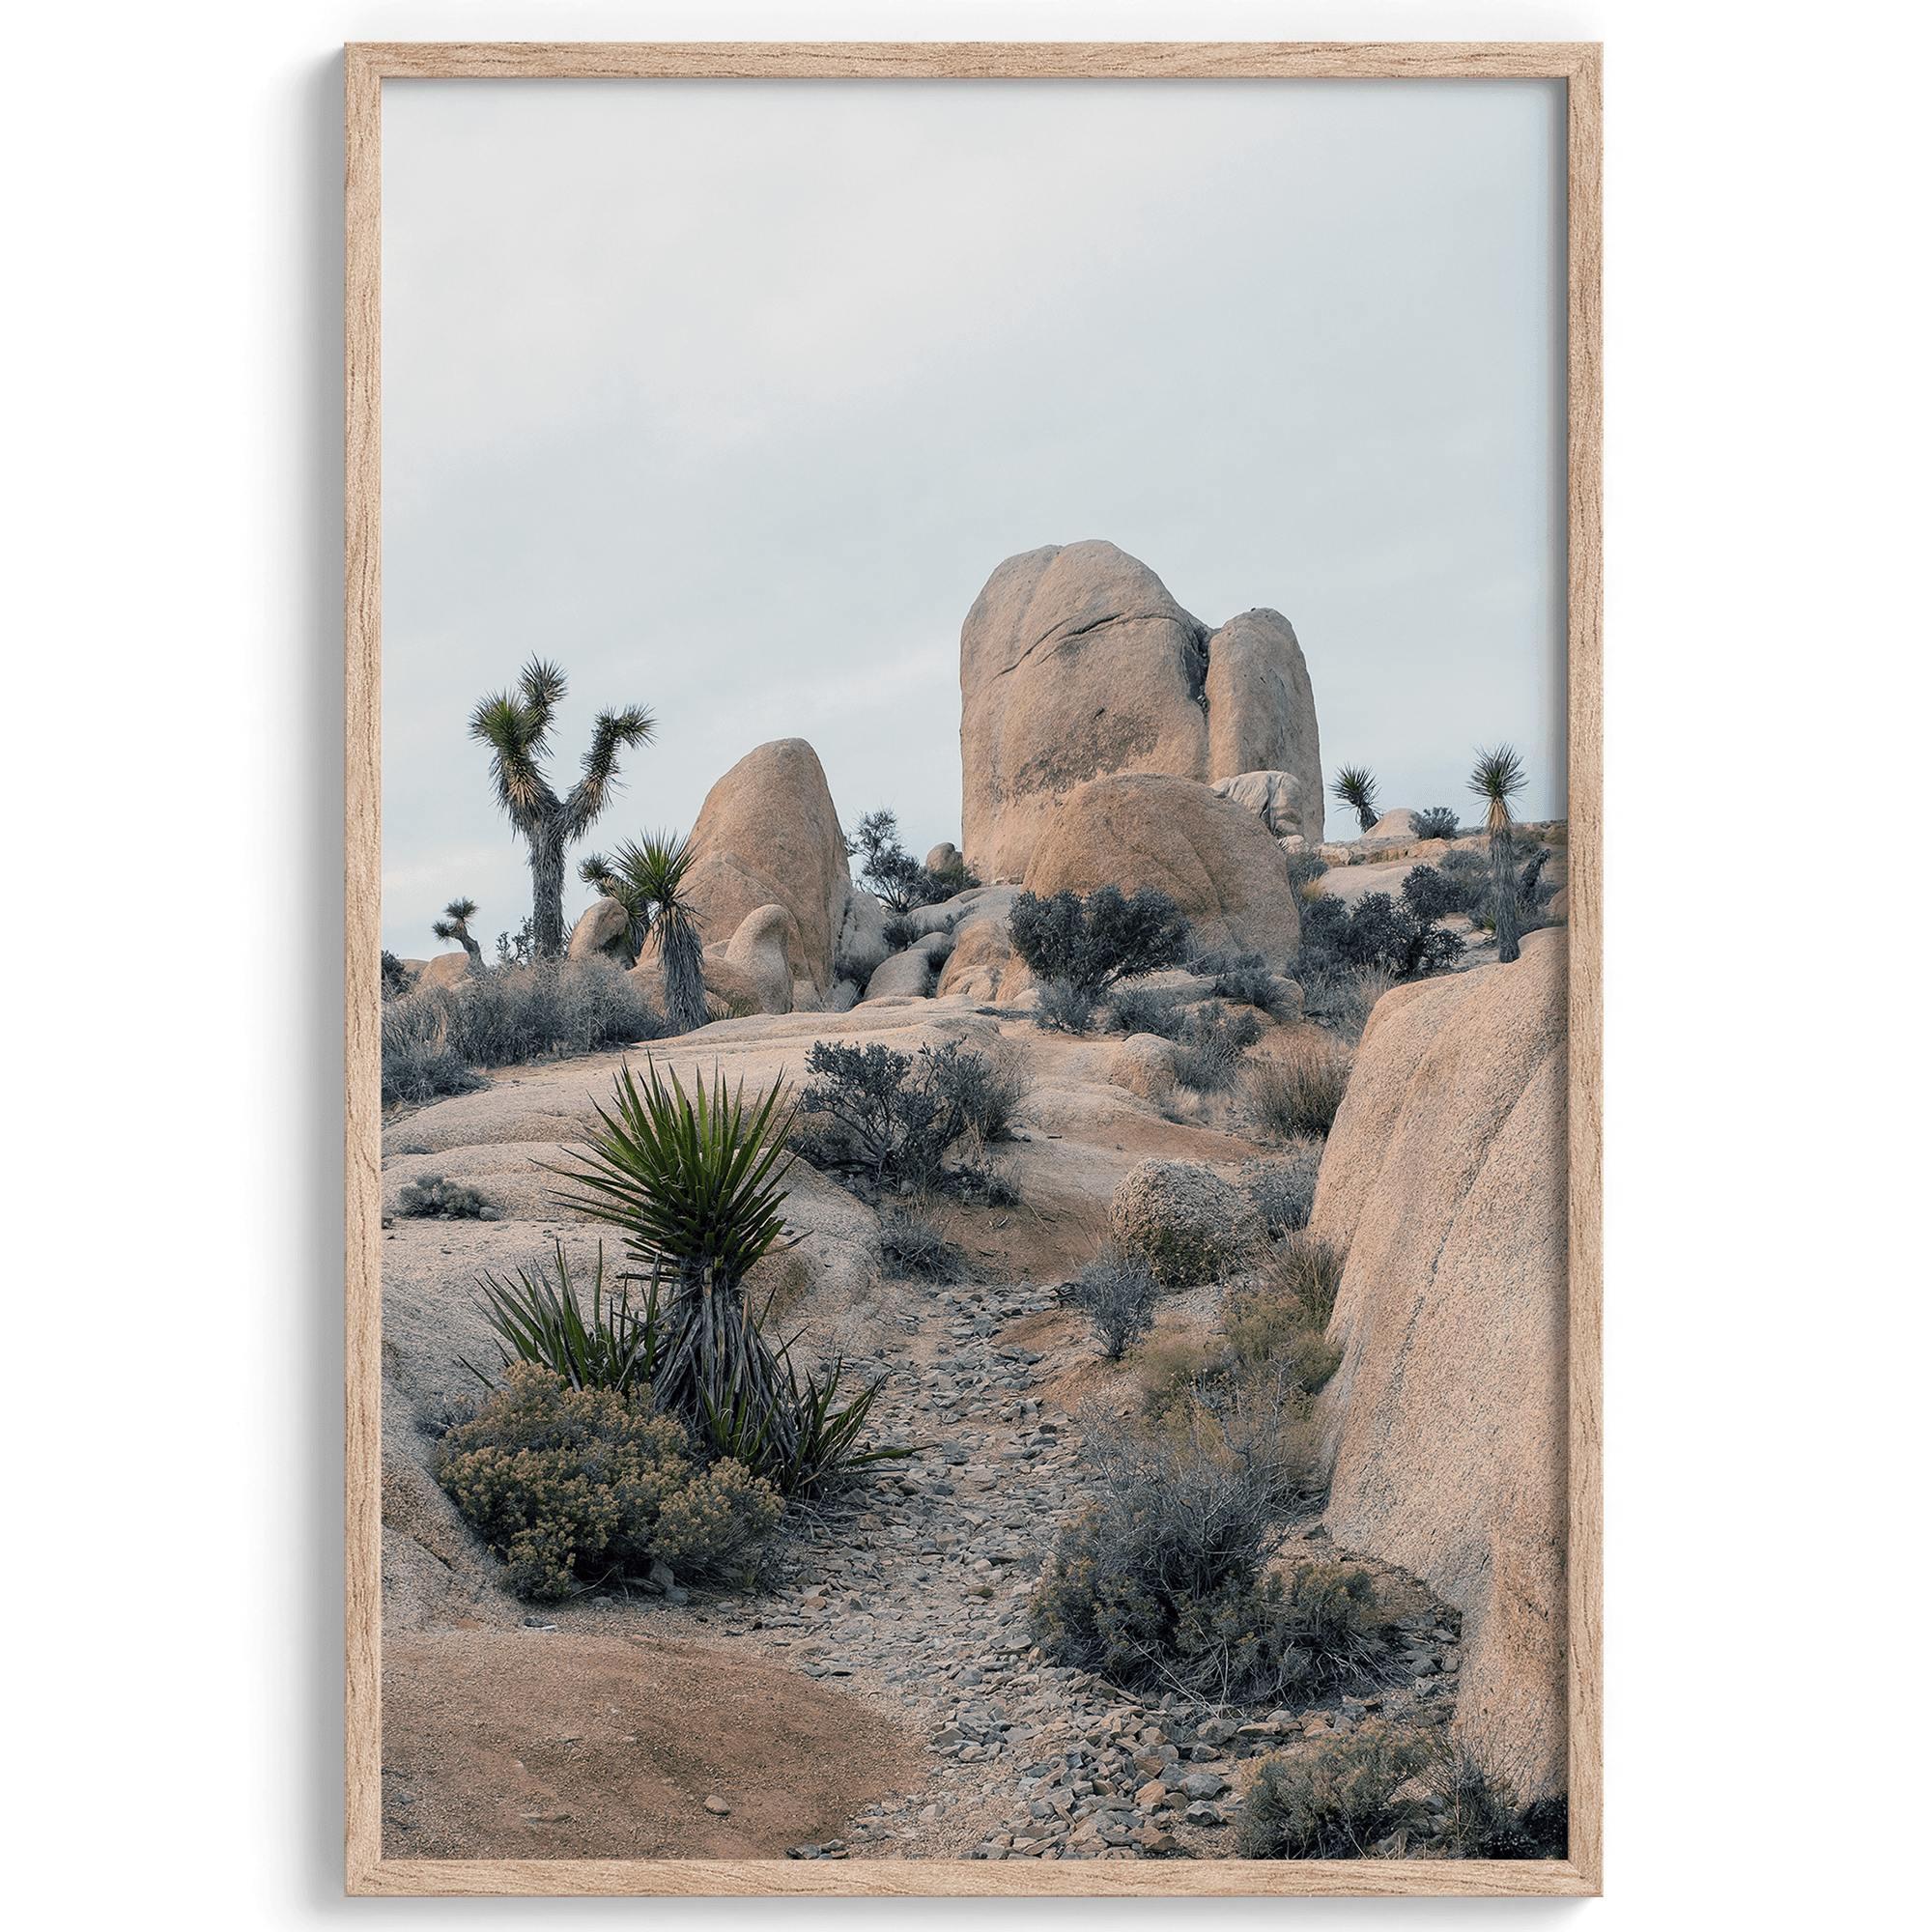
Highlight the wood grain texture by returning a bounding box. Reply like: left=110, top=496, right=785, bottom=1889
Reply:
left=343, top=40, right=1604, bottom=1900
left=343, top=37, right=385, bottom=1894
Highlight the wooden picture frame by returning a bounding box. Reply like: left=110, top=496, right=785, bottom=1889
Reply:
left=347, top=40, right=1602, bottom=1898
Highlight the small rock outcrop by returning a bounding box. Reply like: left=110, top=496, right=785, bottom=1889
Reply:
left=566, top=895, right=634, bottom=965
left=959, top=541, right=1322, bottom=882
left=684, top=739, right=851, bottom=1002
left=1209, top=769, right=1310, bottom=839
left=1109, top=1034, right=1179, bottom=1100
left=1311, top=926, right=1570, bottom=1802
left=1023, top=772, right=1303, bottom=969
left=1110, top=1158, right=1264, bottom=1288
left=700, top=903, right=801, bottom=1015
left=419, top=952, right=480, bottom=990
left=861, top=929, right=954, bottom=1003
left=925, top=842, right=963, bottom=873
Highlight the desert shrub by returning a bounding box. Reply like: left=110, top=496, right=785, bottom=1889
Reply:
left=1236, top=1719, right=1445, bottom=1859
left=1169, top=1001, right=1265, bottom=1093
left=1246, top=1034, right=1350, bottom=1139
left=845, top=808, right=977, bottom=917
left=1285, top=850, right=1330, bottom=900
left=1224, top=1275, right=1342, bottom=1394
left=929, top=1036, right=1031, bottom=1150
left=1033, top=977, right=1099, bottom=1035
left=1069, top=1247, right=1160, bottom=1360
left=1411, top=806, right=1461, bottom=841
left=433, top=1363, right=782, bottom=1600
left=495, top=915, right=538, bottom=968
left=544, top=1059, right=909, bottom=1497
left=1108, top=984, right=1188, bottom=1039
left=381, top=951, right=413, bottom=1001
left=1188, top=945, right=1260, bottom=978
left=1427, top=1740, right=1569, bottom=1859
left=395, top=1174, right=495, bottom=1219
left=1238, top=1141, right=1323, bottom=1236
left=878, top=1206, right=962, bottom=1281
left=796, top=1037, right=995, bottom=1183
left=381, top=985, right=489, bottom=1105
left=1009, top=886, right=1189, bottom=997
left=1272, top=1231, right=1346, bottom=1329
left=1298, top=892, right=1463, bottom=982
left=1137, top=1337, right=1237, bottom=1437
left=458, top=958, right=672, bottom=1065
left=1029, top=1396, right=1383, bottom=1703
left=880, top=914, right=920, bottom=953
left=1212, top=965, right=1290, bottom=1013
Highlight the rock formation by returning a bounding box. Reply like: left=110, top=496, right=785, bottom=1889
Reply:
left=1023, top=772, right=1303, bottom=969
left=1209, top=770, right=1309, bottom=839
left=700, top=903, right=803, bottom=1016
left=1110, top=1158, right=1264, bottom=1288
left=683, top=739, right=852, bottom=1006
left=1311, top=927, right=1570, bottom=1801
left=959, top=541, right=1321, bottom=882
left=565, top=895, right=634, bottom=965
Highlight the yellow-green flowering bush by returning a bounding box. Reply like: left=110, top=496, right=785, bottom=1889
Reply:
left=433, top=1362, right=781, bottom=1600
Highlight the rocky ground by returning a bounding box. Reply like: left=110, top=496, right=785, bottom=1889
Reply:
left=382, top=1252, right=1466, bottom=1863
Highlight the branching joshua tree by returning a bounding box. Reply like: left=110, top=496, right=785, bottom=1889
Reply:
left=430, top=896, right=483, bottom=965
left=1468, top=744, right=1529, bottom=964
left=469, top=659, right=655, bottom=960
left=1330, top=764, right=1381, bottom=837
left=579, top=831, right=707, bottom=1033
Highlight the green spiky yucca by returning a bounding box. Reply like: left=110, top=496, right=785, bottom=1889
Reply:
left=579, top=830, right=706, bottom=1033
left=542, top=1058, right=909, bottom=1497
left=1468, top=744, right=1529, bottom=964
left=1329, top=765, right=1381, bottom=837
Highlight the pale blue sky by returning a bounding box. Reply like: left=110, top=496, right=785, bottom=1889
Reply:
left=382, top=76, right=1566, bottom=959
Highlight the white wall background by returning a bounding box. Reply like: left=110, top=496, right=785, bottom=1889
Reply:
left=5, top=3, right=1922, bottom=1927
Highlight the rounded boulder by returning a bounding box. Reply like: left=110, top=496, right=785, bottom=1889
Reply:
left=1110, top=1158, right=1264, bottom=1288
left=1024, top=771, right=1302, bottom=969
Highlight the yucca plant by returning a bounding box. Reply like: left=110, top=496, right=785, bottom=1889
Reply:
left=1330, top=764, right=1381, bottom=836
left=459, top=1238, right=662, bottom=1400
left=431, top=895, right=483, bottom=964
left=580, top=830, right=706, bottom=1032
left=469, top=657, right=656, bottom=959
left=1468, top=744, right=1529, bottom=964
left=543, top=1057, right=910, bottom=1497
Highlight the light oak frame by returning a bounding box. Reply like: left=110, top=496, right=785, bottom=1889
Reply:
left=346, top=39, right=1604, bottom=1899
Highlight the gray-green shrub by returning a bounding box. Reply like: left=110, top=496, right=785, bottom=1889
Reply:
left=433, top=1361, right=781, bottom=1600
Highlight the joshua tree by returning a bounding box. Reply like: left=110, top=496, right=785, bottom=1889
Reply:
left=579, top=831, right=707, bottom=1033
left=1468, top=744, right=1529, bottom=964
left=430, top=895, right=483, bottom=965
left=1330, top=764, right=1381, bottom=837
left=469, top=659, right=655, bottom=959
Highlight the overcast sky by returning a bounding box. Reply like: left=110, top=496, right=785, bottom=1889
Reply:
left=381, top=76, right=1566, bottom=960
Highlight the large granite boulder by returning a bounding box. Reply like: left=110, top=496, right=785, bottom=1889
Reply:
left=565, top=895, right=634, bottom=965
left=419, top=952, right=480, bottom=991
left=1023, top=772, right=1302, bottom=969
left=1311, top=927, right=1570, bottom=1801
left=1201, top=609, right=1321, bottom=837
left=959, top=542, right=1322, bottom=882
left=685, top=739, right=850, bottom=1001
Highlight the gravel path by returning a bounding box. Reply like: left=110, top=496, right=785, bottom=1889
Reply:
left=582, top=1274, right=1466, bottom=1864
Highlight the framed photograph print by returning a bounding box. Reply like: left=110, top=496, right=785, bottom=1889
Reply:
left=347, top=41, right=1602, bottom=1898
